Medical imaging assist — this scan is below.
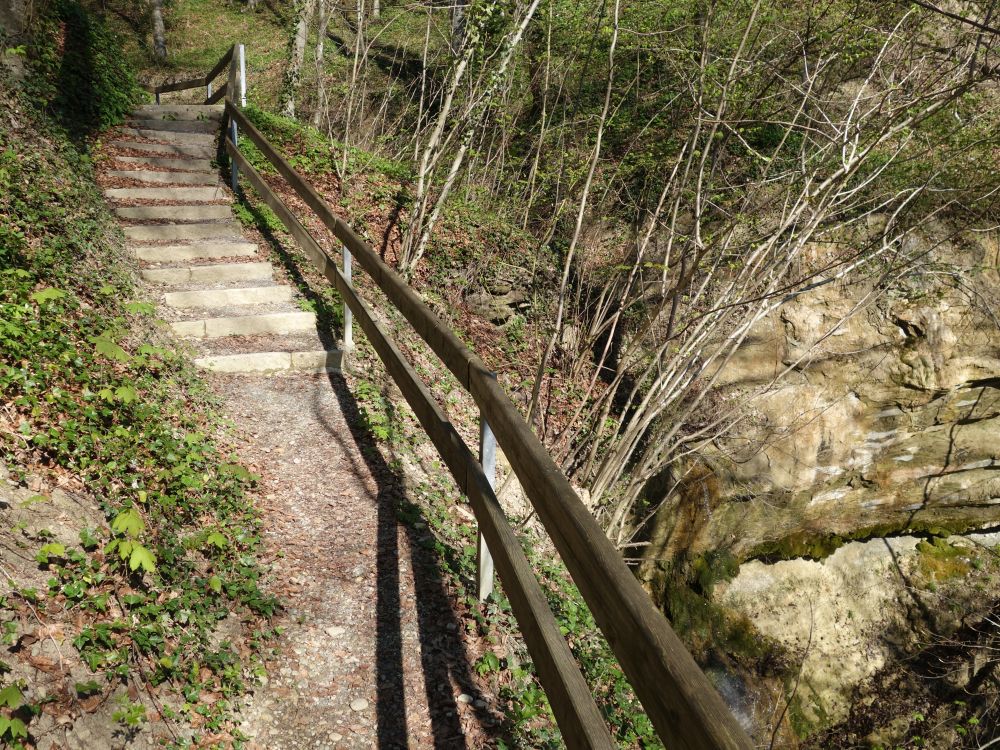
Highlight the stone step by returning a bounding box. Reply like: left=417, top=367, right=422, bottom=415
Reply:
left=105, top=186, right=227, bottom=202
left=125, top=223, right=241, bottom=242
left=132, top=105, right=224, bottom=121
left=117, top=205, right=232, bottom=221
left=164, top=286, right=293, bottom=308
left=141, top=262, right=272, bottom=285
left=117, top=128, right=217, bottom=145
left=111, top=141, right=215, bottom=158
left=193, top=350, right=342, bottom=374
left=114, top=155, right=215, bottom=173
left=127, top=119, right=218, bottom=134
left=107, top=169, right=219, bottom=186
left=133, top=242, right=256, bottom=263
left=172, top=311, right=317, bottom=339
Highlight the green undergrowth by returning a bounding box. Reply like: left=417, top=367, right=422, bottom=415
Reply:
left=0, top=34, right=274, bottom=750
left=241, top=104, right=412, bottom=182
left=22, top=0, right=144, bottom=138
left=349, top=344, right=660, bottom=748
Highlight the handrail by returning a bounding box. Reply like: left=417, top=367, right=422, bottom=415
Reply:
left=140, top=45, right=235, bottom=104
left=223, top=99, right=754, bottom=749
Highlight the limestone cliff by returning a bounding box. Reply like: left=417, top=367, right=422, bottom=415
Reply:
left=636, top=226, right=1000, bottom=744
left=640, top=226, right=1000, bottom=568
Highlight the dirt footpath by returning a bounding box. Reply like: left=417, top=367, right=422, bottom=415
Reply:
left=218, top=372, right=501, bottom=749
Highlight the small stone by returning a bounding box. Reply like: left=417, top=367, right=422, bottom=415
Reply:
left=325, top=626, right=346, bottom=637
left=457, top=693, right=473, bottom=704
left=329, top=733, right=343, bottom=742
left=350, top=698, right=369, bottom=712
left=474, top=699, right=487, bottom=708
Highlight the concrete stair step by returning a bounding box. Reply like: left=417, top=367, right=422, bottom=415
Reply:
left=107, top=169, right=218, bottom=186
left=114, top=155, right=215, bottom=172
left=132, top=105, right=223, bottom=121
left=117, top=205, right=232, bottom=221
left=141, top=262, right=272, bottom=285
left=105, top=186, right=227, bottom=202
left=172, top=311, right=317, bottom=339
left=164, top=285, right=293, bottom=308
left=133, top=242, right=256, bottom=263
left=117, top=128, right=217, bottom=145
left=127, top=119, right=218, bottom=134
left=193, top=350, right=342, bottom=374
left=125, top=223, right=241, bottom=242
left=111, top=141, right=215, bottom=158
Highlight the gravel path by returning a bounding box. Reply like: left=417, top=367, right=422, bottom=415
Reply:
left=217, top=372, right=501, bottom=749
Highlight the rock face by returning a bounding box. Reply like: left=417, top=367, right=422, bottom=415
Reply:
left=640, top=227, right=1000, bottom=566
left=636, top=227, right=1000, bottom=741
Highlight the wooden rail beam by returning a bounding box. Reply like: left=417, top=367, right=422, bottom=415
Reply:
left=228, top=140, right=618, bottom=748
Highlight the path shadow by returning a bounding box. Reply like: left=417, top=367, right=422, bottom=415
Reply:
left=303, top=370, right=503, bottom=748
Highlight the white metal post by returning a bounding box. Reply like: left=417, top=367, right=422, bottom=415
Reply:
left=477, top=388, right=497, bottom=601
left=343, top=246, right=353, bottom=349
left=228, top=44, right=245, bottom=193
left=206, top=81, right=212, bottom=101
left=238, top=43, right=247, bottom=107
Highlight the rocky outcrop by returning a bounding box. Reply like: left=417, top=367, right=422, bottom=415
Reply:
left=636, top=226, right=1000, bottom=741
left=640, top=227, right=1000, bottom=567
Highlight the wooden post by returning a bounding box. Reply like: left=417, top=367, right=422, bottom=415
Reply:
left=343, top=245, right=353, bottom=348
left=155, top=91, right=160, bottom=105
left=206, top=81, right=213, bottom=101
left=477, top=374, right=497, bottom=601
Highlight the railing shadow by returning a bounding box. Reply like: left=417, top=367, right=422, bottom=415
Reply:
left=302, top=370, right=502, bottom=748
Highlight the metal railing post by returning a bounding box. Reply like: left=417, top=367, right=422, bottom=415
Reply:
left=155, top=91, right=160, bottom=105
left=477, top=377, right=497, bottom=601
left=206, top=81, right=212, bottom=101
left=343, top=246, right=354, bottom=348
left=238, top=43, right=247, bottom=107
left=228, top=44, right=244, bottom=194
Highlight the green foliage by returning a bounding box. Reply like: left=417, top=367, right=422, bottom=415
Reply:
left=243, top=105, right=412, bottom=181
left=23, top=0, right=143, bottom=138
left=0, top=63, right=275, bottom=744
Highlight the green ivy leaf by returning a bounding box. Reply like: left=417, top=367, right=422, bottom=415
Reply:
left=0, top=684, right=23, bottom=709
left=208, top=575, right=223, bottom=593
left=111, top=508, right=143, bottom=537
left=128, top=543, right=156, bottom=573
left=29, top=287, right=66, bottom=304
left=91, top=335, right=130, bottom=363
left=115, top=385, right=137, bottom=404
left=36, top=542, right=66, bottom=564
left=205, top=532, right=227, bottom=549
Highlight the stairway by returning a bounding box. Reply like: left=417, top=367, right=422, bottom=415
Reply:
left=104, top=104, right=341, bottom=374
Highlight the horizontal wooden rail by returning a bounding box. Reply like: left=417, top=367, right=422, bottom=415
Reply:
left=142, top=45, right=234, bottom=98
left=227, top=140, right=616, bottom=748
left=225, top=100, right=754, bottom=750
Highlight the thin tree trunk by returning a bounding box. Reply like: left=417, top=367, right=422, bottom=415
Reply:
left=281, top=0, right=315, bottom=119
left=526, top=0, right=620, bottom=427
left=151, top=0, right=167, bottom=61
left=341, top=0, right=366, bottom=174
left=312, top=0, right=331, bottom=128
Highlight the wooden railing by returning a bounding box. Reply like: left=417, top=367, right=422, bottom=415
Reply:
left=188, top=45, right=754, bottom=750
left=140, top=44, right=244, bottom=106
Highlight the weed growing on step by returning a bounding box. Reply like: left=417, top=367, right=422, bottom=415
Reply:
left=1, top=62, right=274, bottom=747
